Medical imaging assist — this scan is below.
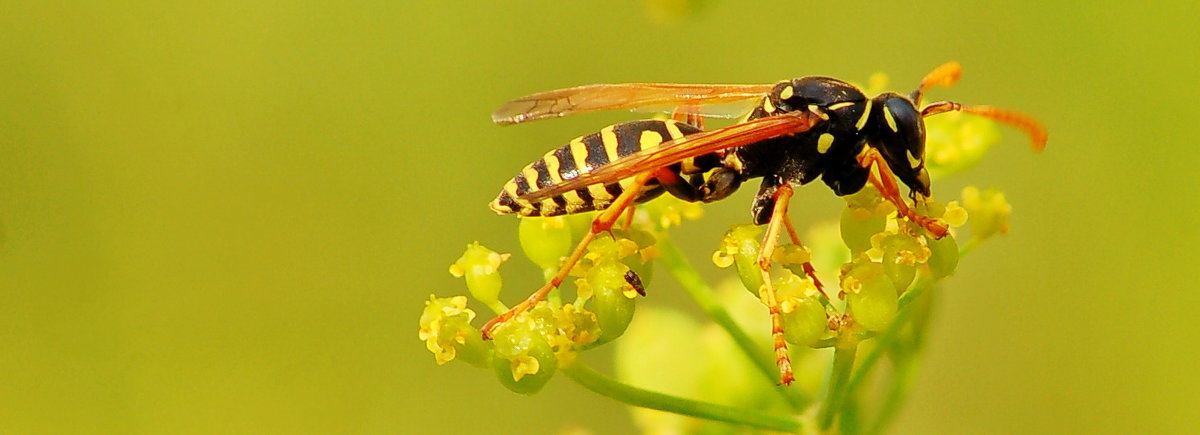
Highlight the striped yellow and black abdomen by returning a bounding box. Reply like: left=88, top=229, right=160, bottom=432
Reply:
left=490, top=119, right=714, bottom=217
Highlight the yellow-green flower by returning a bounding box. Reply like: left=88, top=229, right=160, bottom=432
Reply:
left=961, top=186, right=1012, bottom=240
left=418, top=295, right=488, bottom=367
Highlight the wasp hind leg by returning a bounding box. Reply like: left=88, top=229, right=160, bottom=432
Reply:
left=481, top=171, right=659, bottom=339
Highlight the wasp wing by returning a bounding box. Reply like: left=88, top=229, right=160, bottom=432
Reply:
left=493, top=83, right=774, bottom=125
left=518, top=112, right=820, bottom=202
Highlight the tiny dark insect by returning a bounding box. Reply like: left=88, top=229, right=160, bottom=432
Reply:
left=481, top=62, right=1046, bottom=385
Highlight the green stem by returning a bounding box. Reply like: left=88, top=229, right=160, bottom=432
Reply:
left=656, top=234, right=809, bottom=410
left=864, top=353, right=920, bottom=435
left=958, top=236, right=984, bottom=257
left=563, top=362, right=804, bottom=433
left=818, top=338, right=859, bottom=429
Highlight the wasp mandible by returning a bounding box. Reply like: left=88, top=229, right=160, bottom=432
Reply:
left=481, top=62, right=1046, bottom=384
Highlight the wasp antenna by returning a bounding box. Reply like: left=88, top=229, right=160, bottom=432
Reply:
left=922, top=101, right=1047, bottom=152
left=911, top=61, right=963, bottom=105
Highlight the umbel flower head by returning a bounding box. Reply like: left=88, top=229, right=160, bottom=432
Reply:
left=418, top=295, right=488, bottom=367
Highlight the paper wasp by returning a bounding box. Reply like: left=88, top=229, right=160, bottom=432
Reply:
left=480, top=62, right=1046, bottom=384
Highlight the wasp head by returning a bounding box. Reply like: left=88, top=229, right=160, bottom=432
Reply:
left=870, top=93, right=930, bottom=197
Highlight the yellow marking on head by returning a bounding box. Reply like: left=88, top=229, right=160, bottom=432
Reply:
left=855, top=99, right=873, bottom=130
left=907, top=149, right=922, bottom=168
left=542, top=152, right=564, bottom=184
left=808, top=104, right=829, bottom=121
left=779, top=85, right=794, bottom=100
left=639, top=130, right=664, bottom=151
left=522, top=166, right=542, bottom=192
left=883, top=105, right=898, bottom=132
left=828, top=101, right=856, bottom=111
left=762, top=98, right=775, bottom=113
left=601, top=126, right=620, bottom=162
left=817, top=133, right=835, bottom=154
left=569, top=138, right=590, bottom=173
left=663, top=120, right=685, bottom=139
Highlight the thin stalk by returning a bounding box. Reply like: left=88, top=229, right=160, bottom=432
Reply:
left=656, top=235, right=809, bottom=409
left=864, top=353, right=920, bottom=435
left=563, top=362, right=804, bottom=433
left=818, top=338, right=859, bottom=429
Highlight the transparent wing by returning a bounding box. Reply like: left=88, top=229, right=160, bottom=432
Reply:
left=493, top=83, right=774, bottom=125
left=519, top=112, right=820, bottom=202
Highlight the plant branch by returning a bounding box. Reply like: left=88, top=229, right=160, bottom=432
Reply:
left=563, top=362, right=804, bottom=433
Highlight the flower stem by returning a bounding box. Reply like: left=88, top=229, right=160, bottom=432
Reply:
left=563, top=362, right=804, bottom=433
left=656, top=234, right=809, bottom=410
left=818, top=337, right=859, bottom=429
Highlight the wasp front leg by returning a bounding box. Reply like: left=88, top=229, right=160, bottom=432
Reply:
left=481, top=171, right=658, bottom=339
left=857, top=147, right=948, bottom=238
left=751, top=180, right=798, bottom=385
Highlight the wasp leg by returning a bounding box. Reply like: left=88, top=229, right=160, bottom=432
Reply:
left=781, top=214, right=828, bottom=298
left=621, top=205, right=636, bottom=230
left=921, top=101, right=1047, bottom=151
left=857, top=148, right=949, bottom=238
left=481, top=171, right=658, bottom=339
left=753, top=182, right=796, bottom=385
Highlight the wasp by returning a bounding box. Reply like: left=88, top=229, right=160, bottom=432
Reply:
left=480, top=62, right=1046, bottom=384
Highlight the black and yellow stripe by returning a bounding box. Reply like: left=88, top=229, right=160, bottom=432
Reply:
left=490, top=119, right=714, bottom=217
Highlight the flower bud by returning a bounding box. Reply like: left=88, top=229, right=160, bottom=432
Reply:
left=962, top=186, right=1011, bottom=240
left=869, top=233, right=930, bottom=292
left=518, top=216, right=573, bottom=273
left=713, top=225, right=765, bottom=295
left=841, top=257, right=898, bottom=331
left=418, top=295, right=490, bottom=368
left=841, top=206, right=886, bottom=254
left=924, top=111, right=1001, bottom=179
left=584, top=260, right=639, bottom=345
left=448, top=243, right=509, bottom=309
left=774, top=273, right=827, bottom=346
left=926, top=232, right=960, bottom=279
left=489, top=317, right=558, bottom=395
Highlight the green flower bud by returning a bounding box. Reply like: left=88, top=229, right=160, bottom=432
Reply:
left=613, top=228, right=657, bottom=289
left=712, top=225, right=765, bottom=295
left=924, top=111, right=1001, bottom=179
left=962, top=186, right=1011, bottom=240
left=774, top=243, right=813, bottom=278
left=448, top=243, right=509, bottom=310
left=869, top=233, right=929, bottom=292
left=418, top=295, right=491, bottom=368
left=774, top=273, right=828, bottom=346
left=584, top=260, right=639, bottom=345
left=841, top=258, right=898, bottom=331
left=518, top=216, right=573, bottom=273
left=840, top=206, right=886, bottom=254
left=489, top=317, right=558, bottom=395
left=926, top=232, right=960, bottom=279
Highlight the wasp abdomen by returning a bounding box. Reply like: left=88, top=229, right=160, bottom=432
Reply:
left=491, top=119, right=709, bottom=217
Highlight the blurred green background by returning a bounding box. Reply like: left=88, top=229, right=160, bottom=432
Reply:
left=1, top=1, right=1197, bottom=433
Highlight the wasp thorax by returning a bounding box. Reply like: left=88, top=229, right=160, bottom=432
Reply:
left=870, top=93, right=930, bottom=196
